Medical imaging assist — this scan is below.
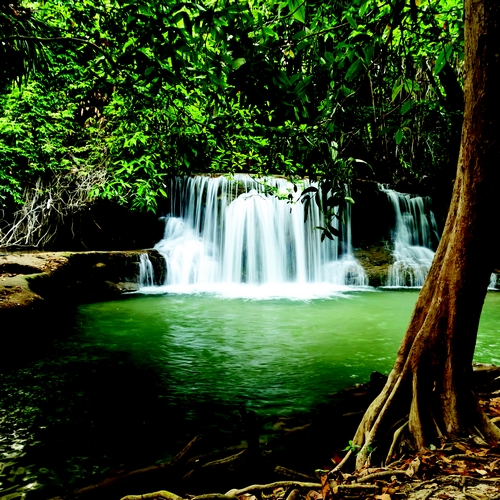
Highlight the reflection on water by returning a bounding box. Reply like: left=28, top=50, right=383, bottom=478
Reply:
left=1, top=290, right=500, bottom=497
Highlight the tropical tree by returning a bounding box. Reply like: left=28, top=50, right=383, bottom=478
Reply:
left=336, top=0, right=500, bottom=470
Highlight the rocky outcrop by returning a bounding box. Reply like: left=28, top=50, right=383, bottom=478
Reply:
left=353, top=245, right=394, bottom=287
left=0, top=250, right=165, bottom=330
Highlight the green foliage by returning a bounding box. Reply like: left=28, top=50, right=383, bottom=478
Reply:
left=342, top=440, right=360, bottom=453
left=0, top=0, right=465, bottom=245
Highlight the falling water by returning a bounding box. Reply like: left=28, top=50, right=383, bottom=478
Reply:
left=489, top=273, right=498, bottom=290
left=381, top=186, right=439, bottom=287
left=138, top=253, right=155, bottom=287
left=146, top=175, right=367, bottom=299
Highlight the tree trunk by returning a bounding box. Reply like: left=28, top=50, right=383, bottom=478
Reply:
left=351, top=0, right=500, bottom=470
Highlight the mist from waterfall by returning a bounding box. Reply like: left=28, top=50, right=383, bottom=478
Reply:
left=145, top=175, right=368, bottom=299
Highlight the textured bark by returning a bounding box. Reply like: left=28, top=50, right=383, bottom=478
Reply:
left=352, top=0, right=500, bottom=469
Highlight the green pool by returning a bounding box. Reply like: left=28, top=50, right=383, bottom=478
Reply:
left=1, top=290, right=499, bottom=497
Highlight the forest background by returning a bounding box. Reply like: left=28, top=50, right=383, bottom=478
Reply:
left=0, top=0, right=464, bottom=249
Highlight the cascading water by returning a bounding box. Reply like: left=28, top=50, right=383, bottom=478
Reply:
left=380, top=186, right=499, bottom=289
left=138, top=253, right=155, bottom=287
left=489, top=273, right=498, bottom=290
left=380, top=186, right=439, bottom=287
left=145, top=175, right=367, bottom=299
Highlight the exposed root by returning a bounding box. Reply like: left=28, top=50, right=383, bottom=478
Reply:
left=334, top=483, right=379, bottom=491
left=447, top=454, right=490, bottom=462
left=170, top=437, right=201, bottom=467
left=285, top=490, right=301, bottom=500
left=120, top=441, right=500, bottom=500
left=274, top=466, right=317, bottom=481
left=121, top=492, right=183, bottom=500
left=225, top=480, right=322, bottom=496
left=0, top=169, right=107, bottom=248
left=386, top=420, right=409, bottom=465
left=356, top=469, right=409, bottom=483
left=330, top=449, right=352, bottom=473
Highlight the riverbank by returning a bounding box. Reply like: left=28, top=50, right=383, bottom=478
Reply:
left=49, top=364, right=500, bottom=500
left=0, top=249, right=167, bottom=322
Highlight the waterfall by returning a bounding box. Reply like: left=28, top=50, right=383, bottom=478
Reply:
left=146, top=175, right=367, bottom=299
left=380, top=186, right=439, bottom=287
left=489, top=273, right=498, bottom=290
left=138, top=253, right=155, bottom=287
left=381, top=186, right=500, bottom=290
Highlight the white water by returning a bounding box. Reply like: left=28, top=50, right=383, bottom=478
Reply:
left=138, top=253, right=155, bottom=287
left=380, top=187, right=499, bottom=289
left=143, top=175, right=367, bottom=299
left=381, top=186, right=439, bottom=287
left=489, top=273, right=498, bottom=290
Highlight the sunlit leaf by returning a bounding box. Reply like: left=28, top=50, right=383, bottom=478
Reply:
left=232, top=58, right=246, bottom=70
left=392, top=82, right=404, bottom=101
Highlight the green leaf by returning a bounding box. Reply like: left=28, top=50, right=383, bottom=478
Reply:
left=345, top=13, right=357, bottom=29
left=359, top=1, right=369, bottom=16
left=434, top=44, right=454, bottom=75
left=138, top=5, right=152, bottom=16
left=301, top=186, right=318, bottom=196
left=392, top=82, right=404, bottom=101
left=232, top=58, right=246, bottom=70
left=363, top=43, right=374, bottom=65
left=401, top=100, right=412, bottom=115
left=262, top=26, right=277, bottom=38
left=294, top=6, right=306, bottom=23
left=288, top=0, right=306, bottom=23
left=123, top=37, right=136, bottom=52
left=327, top=223, right=341, bottom=237
left=345, top=196, right=355, bottom=204
left=345, top=59, right=363, bottom=81
left=395, top=128, right=404, bottom=144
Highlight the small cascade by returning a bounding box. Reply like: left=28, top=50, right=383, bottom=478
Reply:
left=151, top=175, right=367, bottom=298
left=489, top=273, right=498, bottom=290
left=381, top=186, right=439, bottom=287
left=138, top=253, right=155, bottom=287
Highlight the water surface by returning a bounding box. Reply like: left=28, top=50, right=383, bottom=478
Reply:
left=2, top=290, right=500, bottom=497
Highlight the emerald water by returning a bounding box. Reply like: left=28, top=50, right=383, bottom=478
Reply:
left=2, top=290, right=500, bottom=497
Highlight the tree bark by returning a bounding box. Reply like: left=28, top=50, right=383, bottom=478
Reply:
left=351, top=0, right=500, bottom=470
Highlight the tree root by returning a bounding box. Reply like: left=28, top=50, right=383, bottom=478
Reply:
left=191, top=495, right=237, bottom=500
left=200, top=450, right=247, bottom=469
left=335, top=483, right=379, bottom=491
left=330, top=449, right=352, bottom=473
left=285, top=489, right=301, bottom=500
left=447, top=454, right=490, bottom=462
left=120, top=491, right=183, bottom=500
left=225, top=480, right=322, bottom=496
left=274, top=466, right=317, bottom=481
left=356, top=469, right=409, bottom=483
left=170, top=437, right=201, bottom=467
left=385, top=420, right=409, bottom=465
